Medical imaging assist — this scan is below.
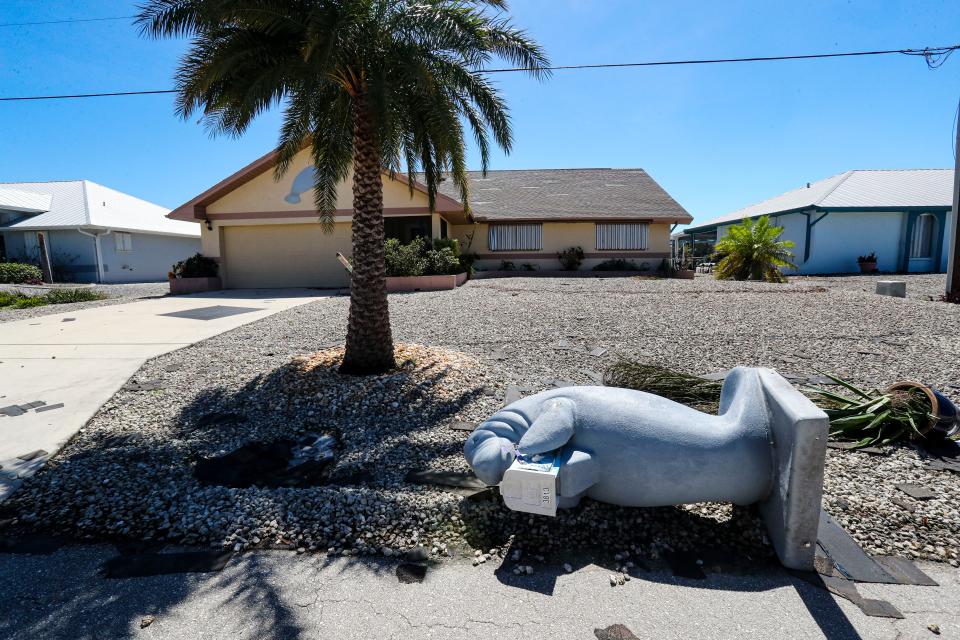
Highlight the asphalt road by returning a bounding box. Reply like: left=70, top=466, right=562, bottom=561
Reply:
left=0, top=544, right=956, bottom=640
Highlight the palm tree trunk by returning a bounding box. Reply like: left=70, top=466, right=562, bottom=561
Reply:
left=339, top=92, right=396, bottom=374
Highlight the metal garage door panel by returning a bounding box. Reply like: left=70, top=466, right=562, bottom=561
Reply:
left=222, top=224, right=351, bottom=289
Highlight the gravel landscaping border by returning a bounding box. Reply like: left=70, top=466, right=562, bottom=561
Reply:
left=4, top=274, right=959, bottom=568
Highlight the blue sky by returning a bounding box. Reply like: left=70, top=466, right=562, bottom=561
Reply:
left=1, top=0, right=958, bottom=228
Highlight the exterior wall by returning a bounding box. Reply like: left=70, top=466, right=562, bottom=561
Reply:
left=1, top=231, right=26, bottom=261
left=99, top=231, right=201, bottom=283
left=205, top=148, right=437, bottom=215
left=714, top=210, right=951, bottom=275
left=450, top=221, right=672, bottom=271
left=942, top=212, right=953, bottom=273
left=804, top=211, right=904, bottom=274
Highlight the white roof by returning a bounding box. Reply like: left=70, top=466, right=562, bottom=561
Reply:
left=0, top=180, right=199, bottom=237
left=0, top=187, right=52, bottom=214
left=687, top=169, right=954, bottom=231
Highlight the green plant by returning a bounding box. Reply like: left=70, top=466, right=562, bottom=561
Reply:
left=458, top=252, right=478, bottom=276
left=593, top=258, right=640, bottom=272
left=138, top=0, right=548, bottom=374
left=424, top=246, right=461, bottom=276
left=499, top=260, right=516, bottom=271
left=657, top=258, right=677, bottom=277
left=857, top=252, right=877, bottom=264
left=385, top=237, right=427, bottom=277
left=557, top=246, right=585, bottom=271
left=0, top=262, right=43, bottom=284
left=431, top=238, right=461, bottom=256
left=806, top=374, right=935, bottom=449
left=713, top=216, right=797, bottom=283
left=520, top=263, right=537, bottom=271
left=41, top=288, right=107, bottom=304
left=171, top=253, right=219, bottom=279
left=0, top=288, right=107, bottom=310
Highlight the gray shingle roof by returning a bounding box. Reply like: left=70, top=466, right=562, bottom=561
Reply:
left=433, top=168, right=691, bottom=223
left=685, top=169, right=953, bottom=232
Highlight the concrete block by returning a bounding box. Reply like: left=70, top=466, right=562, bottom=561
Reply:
left=876, top=280, right=906, bottom=298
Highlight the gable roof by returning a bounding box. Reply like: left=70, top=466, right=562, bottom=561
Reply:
left=167, top=147, right=463, bottom=221
left=0, top=180, right=199, bottom=237
left=434, top=168, right=691, bottom=223
left=686, top=169, right=953, bottom=233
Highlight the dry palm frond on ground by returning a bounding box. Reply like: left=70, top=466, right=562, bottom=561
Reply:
left=604, top=361, right=943, bottom=449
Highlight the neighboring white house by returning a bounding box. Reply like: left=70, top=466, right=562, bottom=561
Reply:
left=0, top=180, right=200, bottom=283
left=676, top=169, right=954, bottom=274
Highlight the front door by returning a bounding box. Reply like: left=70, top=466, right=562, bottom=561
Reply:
left=907, top=213, right=938, bottom=273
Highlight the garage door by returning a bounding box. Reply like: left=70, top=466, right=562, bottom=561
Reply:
left=222, top=223, right=352, bottom=289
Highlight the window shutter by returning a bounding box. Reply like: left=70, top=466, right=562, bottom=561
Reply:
left=488, top=224, right=542, bottom=251
left=595, top=223, right=648, bottom=250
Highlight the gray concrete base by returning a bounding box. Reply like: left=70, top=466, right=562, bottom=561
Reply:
left=876, top=280, right=907, bottom=298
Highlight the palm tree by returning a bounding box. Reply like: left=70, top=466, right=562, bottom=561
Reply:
left=713, top=216, right=797, bottom=283
left=137, top=0, right=548, bottom=374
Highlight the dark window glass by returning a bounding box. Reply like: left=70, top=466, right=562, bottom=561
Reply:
left=440, top=218, right=448, bottom=239
left=384, top=216, right=432, bottom=244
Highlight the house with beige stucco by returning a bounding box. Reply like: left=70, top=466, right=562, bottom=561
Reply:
left=168, top=147, right=691, bottom=288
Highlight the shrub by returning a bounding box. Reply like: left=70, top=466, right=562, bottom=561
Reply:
left=557, top=246, right=585, bottom=271
left=458, top=252, right=477, bottom=276
left=171, top=253, right=219, bottom=279
left=42, top=288, right=107, bottom=304
left=857, top=252, right=877, bottom=264
left=431, top=237, right=461, bottom=256
left=424, top=246, right=461, bottom=275
left=520, top=263, right=537, bottom=271
left=499, top=260, right=516, bottom=271
left=385, top=237, right=427, bottom=277
left=592, top=258, right=641, bottom=272
left=0, top=288, right=107, bottom=309
left=713, top=216, right=796, bottom=283
left=0, top=262, right=43, bottom=284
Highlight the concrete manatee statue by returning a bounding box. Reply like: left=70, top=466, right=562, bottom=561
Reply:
left=463, top=367, right=829, bottom=570
left=285, top=166, right=319, bottom=204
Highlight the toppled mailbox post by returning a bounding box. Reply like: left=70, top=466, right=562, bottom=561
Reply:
left=463, top=367, right=828, bottom=570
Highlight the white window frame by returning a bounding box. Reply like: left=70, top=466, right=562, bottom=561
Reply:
left=910, top=214, right=935, bottom=259
left=595, top=222, right=648, bottom=250
left=115, top=232, right=133, bottom=253
left=488, top=223, right=542, bottom=251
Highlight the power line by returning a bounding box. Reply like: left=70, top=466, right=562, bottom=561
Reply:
left=0, top=15, right=134, bottom=28
left=1, top=43, right=957, bottom=102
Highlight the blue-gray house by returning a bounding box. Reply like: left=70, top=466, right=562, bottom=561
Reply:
left=0, top=180, right=200, bottom=283
left=676, top=169, right=953, bottom=274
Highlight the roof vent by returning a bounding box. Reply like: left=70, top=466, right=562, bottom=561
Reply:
left=806, top=183, right=810, bottom=189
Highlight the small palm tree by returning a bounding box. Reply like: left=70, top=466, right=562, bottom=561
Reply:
left=137, top=0, right=548, bottom=374
left=713, top=216, right=797, bottom=283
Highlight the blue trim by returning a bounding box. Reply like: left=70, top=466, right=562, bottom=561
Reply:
left=685, top=205, right=952, bottom=235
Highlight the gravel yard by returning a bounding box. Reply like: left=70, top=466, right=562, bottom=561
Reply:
left=5, top=274, right=959, bottom=567
left=0, top=282, right=169, bottom=323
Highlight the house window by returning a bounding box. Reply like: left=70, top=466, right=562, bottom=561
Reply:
left=115, top=232, right=133, bottom=253
left=488, top=224, right=542, bottom=251
left=384, top=216, right=431, bottom=244
left=910, top=214, right=935, bottom=259
left=595, top=222, right=648, bottom=250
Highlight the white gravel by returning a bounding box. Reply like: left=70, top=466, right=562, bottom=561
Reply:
left=5, top=274, right=959, bottom=565
left=0, top=282, right=169, bottom=323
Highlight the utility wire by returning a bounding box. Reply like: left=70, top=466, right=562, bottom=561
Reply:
left=1, top=43, right=957, bottom=102
left=0, top=15, right=135, bottom=28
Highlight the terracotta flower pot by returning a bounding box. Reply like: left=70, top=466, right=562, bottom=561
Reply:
left=858, top=261, right=877, bottom=274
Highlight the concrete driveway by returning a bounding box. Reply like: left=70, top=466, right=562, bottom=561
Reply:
left=0, top=289, right=326, bottom=499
